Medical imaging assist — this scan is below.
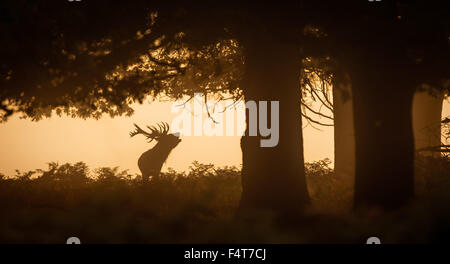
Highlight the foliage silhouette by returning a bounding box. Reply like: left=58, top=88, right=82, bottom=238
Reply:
left=0, top=157, right=449, bottom=243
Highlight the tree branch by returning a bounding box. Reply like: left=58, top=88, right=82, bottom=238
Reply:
left=301, top=112, right=333, bottom=127
left=301, top=101, right=334, bottom=120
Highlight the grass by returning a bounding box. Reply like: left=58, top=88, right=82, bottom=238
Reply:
left=0, top=156, right=449, bottom=243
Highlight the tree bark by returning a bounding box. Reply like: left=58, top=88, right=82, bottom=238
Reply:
left=237, top=38, right=310, bottom=220
left=412, top=88, right=444, bottom=157
left=333, top=77, right=355, bottom=185
left=350, top=67, right=415, bottom=210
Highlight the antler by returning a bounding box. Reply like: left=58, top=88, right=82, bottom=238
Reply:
left=130, top=122, right=170, bottom=142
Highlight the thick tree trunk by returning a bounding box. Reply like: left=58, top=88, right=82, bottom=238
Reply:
left=333, top=78, right=355, bottom=185
left=237, top=39, right=310, bottom=220
left=412, top=89, right=444, bottom=157
left=351, top=68, right=415, bottom=210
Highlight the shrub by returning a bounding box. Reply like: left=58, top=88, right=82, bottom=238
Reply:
left=0, top=157, right=449, bottom=243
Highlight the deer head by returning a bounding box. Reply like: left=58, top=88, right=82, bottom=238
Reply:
left=130, top=122, right=181, bottom=149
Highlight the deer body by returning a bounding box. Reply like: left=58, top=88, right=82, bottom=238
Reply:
left=130, top=123, right=181, bottom=182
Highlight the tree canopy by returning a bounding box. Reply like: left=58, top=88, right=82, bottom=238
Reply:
left=1, top=1, right=448, bottom=123
left=0, top=1, right=246, bottom=121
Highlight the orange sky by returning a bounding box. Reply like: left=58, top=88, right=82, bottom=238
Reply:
left=0, top=98, right=335, bottom=176
left=0, top=98, right=448, bottom=177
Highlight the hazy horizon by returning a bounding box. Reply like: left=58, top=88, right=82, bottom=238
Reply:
left=0, top=97, right=448, bottom=177
left=0, top=97, right=336, bottom=176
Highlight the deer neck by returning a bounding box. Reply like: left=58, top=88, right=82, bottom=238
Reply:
left=149, top=141, right=175, bottom=160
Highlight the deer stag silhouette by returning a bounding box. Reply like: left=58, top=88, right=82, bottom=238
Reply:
left=130, top=122, right=181, bottom=182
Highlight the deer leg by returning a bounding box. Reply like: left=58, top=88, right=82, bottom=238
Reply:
left=142, top=174, right=150, bottom=183
left=151, top=175, right=157, bottom=181
left=152, top=170, right=162, bottom=181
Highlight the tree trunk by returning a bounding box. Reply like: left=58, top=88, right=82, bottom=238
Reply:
left=333, top=77, right=355, bottom=186
left=412, top=88, right=444, bottom=157
left=237, top=38, right=310, bottom=220
left=350, top=67, right=415, bottom=210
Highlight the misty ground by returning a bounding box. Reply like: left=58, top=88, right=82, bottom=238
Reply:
left=0, top=156, right=449, bottom=243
